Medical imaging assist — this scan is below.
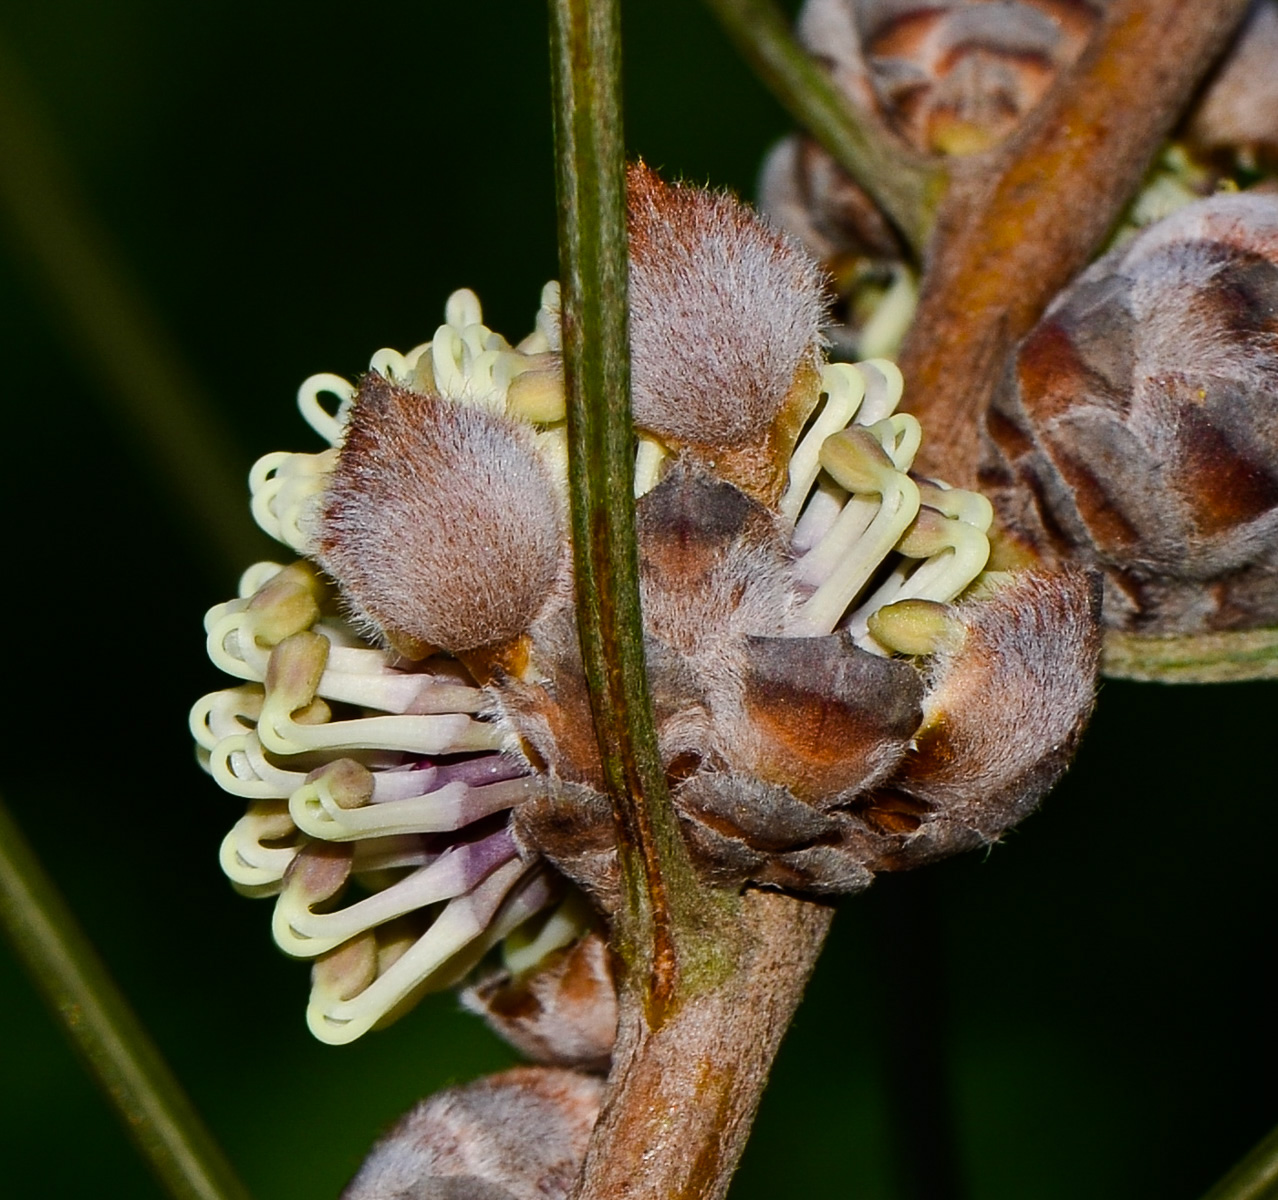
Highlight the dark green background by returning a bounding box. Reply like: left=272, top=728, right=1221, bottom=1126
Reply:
left=1, top=2, right=1274, bottom=1197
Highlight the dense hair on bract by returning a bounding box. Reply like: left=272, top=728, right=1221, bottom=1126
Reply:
left=317, top=373, right=565, bottom=655
left=626, top=162, right=829, bottom=449
left=341, top=1067, right=604, bottom=1200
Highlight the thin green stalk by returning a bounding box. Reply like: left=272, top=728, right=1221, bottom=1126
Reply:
left=699, top=0, right=942, bottom=253
left=548, top=0, right=708, bottom=1021
left=0, top=35, right=263, bottom=577
left=0, top=793, right=253, bottom=1200
left=1200, top=1123, right=1278, bottom=1200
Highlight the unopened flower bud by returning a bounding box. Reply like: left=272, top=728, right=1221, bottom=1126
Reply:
left=984, top=192, right=1278, bottom=634
left=317, top=372, right=566, bottom=657
left=627, top=162, right=829, bottom=502
left=341, top=1067, right=604, bottom=1200
left=868, top=568, right=1101, bottom=866
left=758, top=135, right=904, bottom=268
left=733, top=633, right=922, bottom=805
left=799, top=0, right=1101, bottom=158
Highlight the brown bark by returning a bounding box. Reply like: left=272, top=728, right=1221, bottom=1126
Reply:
left=899, top=0, right=1253, bottom=486
left=571, top=889, right=834, bottom=1200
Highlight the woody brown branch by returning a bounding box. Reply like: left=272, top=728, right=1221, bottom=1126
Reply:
left=572, top=890, right=834, bottom=1200
left=899, top=0, right=1254, bottom=487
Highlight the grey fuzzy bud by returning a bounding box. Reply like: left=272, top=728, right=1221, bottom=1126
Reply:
left=885, top=568, right=1101, bottom=852
left=983, top=192, right=1278, bottom=634
left=341, top=1067, right=604, bottom=1200
left=317, top=373, right=565, bottom=655
left=628, top=164, right=828, bottom=499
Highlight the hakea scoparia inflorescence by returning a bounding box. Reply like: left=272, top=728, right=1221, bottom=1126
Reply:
left=192, top=163, right=1100, bottom=1055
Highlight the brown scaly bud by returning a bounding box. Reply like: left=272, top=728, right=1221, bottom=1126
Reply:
left=1185, top=0, right=1278, bottom=173
left=341, top=1067, right=604, bottom=1200
left=983, top=192, right=1278, bottom=635
left=797, top=0, right=1103, bottom=158
left=764, top=1, right=1104, bottom=356
left=627, top=163, right=830, bottom=503
left=462, top=930, right=618, bottom=1072
left=317, top=372, right=566, bottom=658
left=731, top=633, right=923, bottom=805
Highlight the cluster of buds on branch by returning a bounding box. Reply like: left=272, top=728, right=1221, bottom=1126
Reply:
left=194, top=164, right=1101, bottom=1195
left=187, top=1, right=1278, bottom=1195
left=763, top=0, right=1278, bottom=357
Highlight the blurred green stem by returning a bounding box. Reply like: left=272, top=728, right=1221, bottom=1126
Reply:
left=0, top=35, right=263, bottom=577
left=0, top=793, right=253, bottom=1200
left=1200, top=1123, right=1278, bottom=1200
left=699, top=0, right=941, bottom=253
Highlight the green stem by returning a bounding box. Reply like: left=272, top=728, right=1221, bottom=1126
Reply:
left=1200, top=1122, right=1278, bottom=1200
left=0, top=793, right=253, bottom=1200
left=0, top=35, right=263, bottom=577
left=699, top=0, right=942, bottom=254
left=548, top=0, right=705, bottom=1021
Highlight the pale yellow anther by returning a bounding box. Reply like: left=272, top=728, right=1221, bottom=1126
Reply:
left=311, top=933, right=379, bottom=1007
left=245, top=562, right=324, bottom=646
left=896, top=507, right=956, bottom=558
left=866, top=599, right=958, bottom=657
left=818, top=426, right=897, bottom=495
left=505, top=361, right=566, bottom=424
left=265, top=631, right=331, bottom=716
left=309, top=759, right=375, bottom=811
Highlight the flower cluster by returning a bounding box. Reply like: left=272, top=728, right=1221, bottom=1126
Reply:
left=191, top=286, right=588, bottom=1045
left=194, top=164, right=1099, bottom=1044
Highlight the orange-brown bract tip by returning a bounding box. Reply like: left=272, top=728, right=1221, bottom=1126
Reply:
left=982, top=192, right=1278, bottom=635
left=880, top=568, right=1101, bottom=865
left=734, top=633, right=923, bottom=806
left=626, top=163, right=829, bottom=498
left=341, top=1067, right=604, bottom=1200
left=462, top=932, right=618, bottom=1072
left=316, top=373, right=565, bottom=655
